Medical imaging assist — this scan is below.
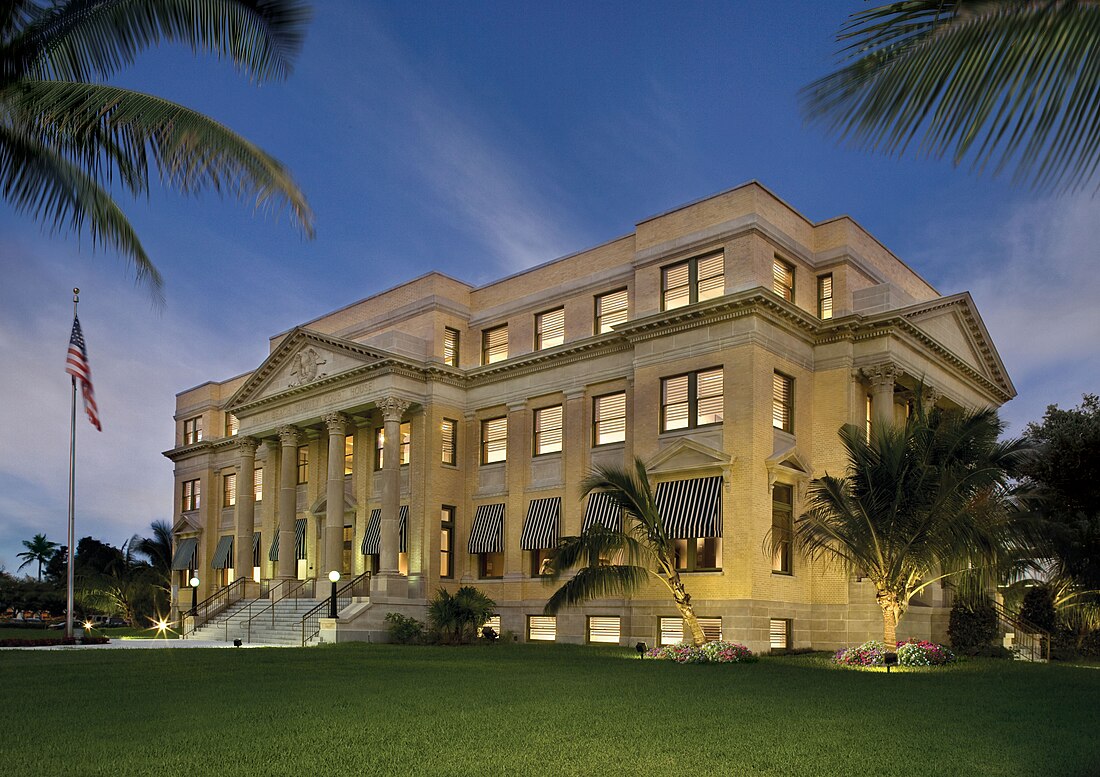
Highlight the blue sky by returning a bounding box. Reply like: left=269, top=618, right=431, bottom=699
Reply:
left=1, top=1, right=1097, bottom=572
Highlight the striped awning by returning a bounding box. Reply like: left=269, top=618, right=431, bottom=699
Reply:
left=582, top=492, right=622, bottom=533
left=520, top=497, right=560, bottom=550
left=654, top=476, right=723, bottom=539
left=468, top=503, right=505, bottom=553
left=361, top=506, right=409, bottom=555
left=268, top=532, right=280, bottom=562
left=252, top=532, right=260, bottom=565
left=170, top=537, right=198, bottom=570
left=211, top=535, right=234, bottom=570
left=295, top=518, right=307, bottom=560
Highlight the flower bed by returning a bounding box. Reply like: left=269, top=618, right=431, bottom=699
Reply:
left=646, top=640, right=757, bottom=664
left=833, top=639, right=955, bottom=668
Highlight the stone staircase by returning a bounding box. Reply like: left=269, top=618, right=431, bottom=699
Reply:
left=189, top=597, right=327, bottom=646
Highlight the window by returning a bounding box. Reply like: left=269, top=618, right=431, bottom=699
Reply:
left=344, top=435, right=354, bottom=476
left=375, top=423, right=411, bottom=469
left=818, top=274, right=833, bottom=319
left=770, top=618, right=792, bottom=650
left=772, top=484, right=793, bottom=574
left=481, top=325, right=508, bottom=365
left=478, top=615, right=501, bottom=638
left=183, top=416, right=202, bottom=445
left=529, top=548, right=554, bottom=577
left=223, top=472, right=236, bottom=508
left=773, top=257, right=795, bottom=301
left=533, top=405, right=563, bottom=455
left=480, top=417, right=508, bottom=464
left=443, top=327, right=460, bottom=367
left=699, top=617, right=723, bottom=642
left=340, top=525, right=353, bottom=576
left=673, top=537, right=723, bottom=571
left=587, top=616, right=620, bottom=644
left=478, top=552, right=504, bottom=579
left=659, top=616, right=684, bottom=646
left=594, top=288, right=628, bottom=334
left=662, top=252, right=724, bottom=310
left=181, top=479, right=200, bottom=511
left=772, top=372, right=794, bottom=433
left=441, top=419, right=458, bottom=465
left=297, top=446, right=309, bottom=484
left=593, top=392, right=626, bottom=445
left=527, top=615, right=557, bottom=642
left=535, top=307, right=565, bottom=350
left=253, top=468, right=263, bottom=502
left=661, top=368, right=723, bottom=432
left=225, top=413, right=239, bottom=437
left=440, top=507, right=455, bottom=579
left=865, top=395, right=873, bottom=443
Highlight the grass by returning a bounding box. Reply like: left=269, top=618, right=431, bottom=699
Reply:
left=2, top=644, right=1098, bottom=776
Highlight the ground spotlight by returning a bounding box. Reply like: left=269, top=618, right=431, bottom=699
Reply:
left=233, top=638, right=242, bottom=648
left=636, top=641, right=648, bottom=658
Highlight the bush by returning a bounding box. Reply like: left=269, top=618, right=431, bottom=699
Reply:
left=1020, top=587, right=1057, bottom=633
left=948, top=597, right=999, bottom=655
left=384, top=612, right=424, bottom=644
left=833, top=640, right=887, bottom=667
left=896, top=639, right=955, bottom=666
left=427, top=586, right=495, bottom=645
left=645, top=640, right=756, bottom=664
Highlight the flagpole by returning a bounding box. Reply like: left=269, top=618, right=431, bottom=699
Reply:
left=65, top=288, right=79, bottom=641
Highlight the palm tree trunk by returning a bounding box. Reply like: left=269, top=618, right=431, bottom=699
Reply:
left=877, top=590, right=902, bottom=647
left=667, top=572, right=706, bottom=646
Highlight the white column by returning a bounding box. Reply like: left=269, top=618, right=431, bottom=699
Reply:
left=276, top=425, right=300, bottom=580
left=233, top=436, right=259, bottom=582
left=323, top=412, right=349, bottom=578
left=377, top=397, right=410, bottom=576
left=865, top=364, right=898, bottom=429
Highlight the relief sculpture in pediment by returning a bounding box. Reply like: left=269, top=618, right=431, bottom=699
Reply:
left=288, top=347, right=327, bottom=387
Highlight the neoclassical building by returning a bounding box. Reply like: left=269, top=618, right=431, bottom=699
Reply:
left=166, top=181, right=1014, bottom=651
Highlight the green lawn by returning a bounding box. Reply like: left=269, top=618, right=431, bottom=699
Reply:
left=2, top=644, right=1097, bottom=776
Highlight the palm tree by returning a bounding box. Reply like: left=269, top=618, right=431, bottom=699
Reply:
left=1, top=1, right=315, bottom=304
left=794, top=402, right=1030, bottom=645
left=803, top=2, right=1100, bottom=193
left=132, top=519, right=173, bottom=610
left=17, top=533, right=58, bottom=581
left=544, top=459, right=707, bottom=646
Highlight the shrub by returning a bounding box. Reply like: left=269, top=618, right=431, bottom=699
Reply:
left=833, top=640, right=887, bottom=667
left=645, top=641, right=756, bottom=664
left=384, top=612, right=424, bottom=644
left=948, top=596, right=999, bottom=655
left=1019, top=586, right=1057, bottom=634
left=427, top=586, right=495, bottom=644
left=896, top=639, right=955, bottom=666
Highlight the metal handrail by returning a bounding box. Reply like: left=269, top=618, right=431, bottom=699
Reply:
left=301, top=572, right=371, bottom=646
left=992, top=599, right=1051, bottom=661
left=183, top=578, right=247, bottom=638
left=244, top=578, right=315, bottom=643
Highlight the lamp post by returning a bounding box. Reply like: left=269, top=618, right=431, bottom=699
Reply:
left=328, top=570, right=341, bottom=619
left=189, top=576, right=200, bottom=615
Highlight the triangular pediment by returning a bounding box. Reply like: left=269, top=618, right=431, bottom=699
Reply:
left=309, top=493, right=358, bottom=516
left=646, top=438, right=732, bottom=475
left=173, top=514, right=201, bottom=534
left=228, top=328, right=398, bottom=408
left=899, top=293, right=1015, bottom=399
left=766, top=442, right=811, bottom=474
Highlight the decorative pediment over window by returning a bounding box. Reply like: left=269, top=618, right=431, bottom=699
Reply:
left=646, top=438, right=732, bottom=476
left=766, top=443, right=811, bottom=502
left=308, top=493, right=358, bottom=517
left=172, top=513, right=202, bottom=535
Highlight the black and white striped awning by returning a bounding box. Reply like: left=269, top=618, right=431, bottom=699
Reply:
left=295, top=518, right=307, bottom=559
left=170, top=537, right=198, bottom=570
left=520, top=497, right=560, bottom=550
left=582, top=492, right=622, bottom=532
left=211, top=535, right=234, bottom=569
left=654, top=476, right=723, bottom=539
left=468, top=503, right=505, bottom=553
left=361, top=506, right=409, bottom=555
left=268, top=532, right=280, bottom=562
left=252, top=532, right=260, bottom=565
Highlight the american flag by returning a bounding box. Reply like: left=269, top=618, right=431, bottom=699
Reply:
left=66, top=316, right=101, bottom=431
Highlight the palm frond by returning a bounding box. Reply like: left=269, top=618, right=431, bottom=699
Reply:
left=16, top=0, right=310, bottom=83
left=544, top=526, right=649, bottom=581
left=804, top=1, right=1100, bottom=193
left=0, top=123, right=163, bottom=302
left=543, top=564, right=651, bottom=616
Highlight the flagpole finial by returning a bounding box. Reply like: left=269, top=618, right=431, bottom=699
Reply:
left=73, top=288, right=79, bottom=300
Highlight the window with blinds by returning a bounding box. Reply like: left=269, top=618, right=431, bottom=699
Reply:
left=595, top=288, right=628, bottom=333
left=223, top=472, right=236, bottom=508
left=181, top=479, right=200, bottom=511
left=440, top=506, right=455, bottom=579
left=297, top=446, right=309, bottom=484
left=661, top=368, right=723, bottom=432
left=344, top=435, right=354, bottom=476
left=477, top=614, right=500, bottom=637
left=481, top=417, right=508, bottom=464
left=699, top=617, right=723, bottom=642
left=254, top=468, right=263, bottom=502
left=527, top=615, right=557, bottom=642
left=441, top=418, right=458, bottom=465
left=772, top=372, right=794, bottom=433
left=443, top=327, right=460, bottom=367
left=593, top=392, right=627, bottom=445
left=772, top=484, right=793, bottom=574
left=225, top=413, right=239, bottom=437
left=662, top=252, right=724, bottom=310
left=587, top=616, right=621, bottom=644
left=659, top=616, right=683, bottom=646
left=183, top=416, right=202, bottom=445
left=818, top=274, right=833, bottom=319
left=662, top=260, right=692, bottom=310
left=773, top=257, right=795, bottom=301
left=375, top=423, right=411, bottom=469
left=696, top=252, right=724, bottom=302
left=535, top=307, right=565, bottom=350
left=534, top=405, right=563, bottom=455
left=770, top=618, right=791, bottom=650
left=481, top=325, right=508, bottom=364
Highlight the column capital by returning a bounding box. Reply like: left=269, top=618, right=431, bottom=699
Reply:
left=277, top=425, right=300, bottom=447
left=920, top=385, right=941, bottom=410
left=861, top=363, right=899, bottom=390
left=236, top=436, right=260, bottom=456
left=378, top=397, right=411, bottom=422
left=323, top=411, right=350, bottom=436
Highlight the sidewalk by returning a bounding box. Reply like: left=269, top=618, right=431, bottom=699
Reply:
left=1, top=638, right=277, bottom=650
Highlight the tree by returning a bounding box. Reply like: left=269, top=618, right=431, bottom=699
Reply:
left=427, top=586, right=495, bottom=644
left=132, top=519, right=172, bottom=607
left=1, top=0, right=315, bottom=303
left=544, top=459, right=707, bottom=646
left=803, top=2, right=1100, bottom=193
left=16, top=533, right=58, bottom=581
left=794, top=403, right=1029, bottom=645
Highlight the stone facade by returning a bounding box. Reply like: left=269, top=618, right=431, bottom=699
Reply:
left=165, top=181, right=1014, bottom=653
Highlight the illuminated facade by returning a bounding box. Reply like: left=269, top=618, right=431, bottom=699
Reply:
left=166, top=181, right=1014, bottom=650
